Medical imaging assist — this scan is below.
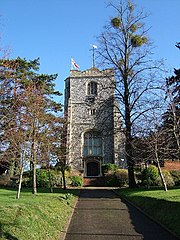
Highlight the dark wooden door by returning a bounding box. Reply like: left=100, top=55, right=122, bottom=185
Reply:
left=87, top=162, right=99, bottom=176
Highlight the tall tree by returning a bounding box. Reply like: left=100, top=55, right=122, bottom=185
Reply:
left=49, top=116, right=70, bottom=190
left=97, top=0, right=164, bottom=187
left=133, top=110, right=169, bottom=191
left=0, top=58, right=62, bottom=196
left=164, top=42, right=180, bottom=155
left=0, top=59, right=20, bottom=175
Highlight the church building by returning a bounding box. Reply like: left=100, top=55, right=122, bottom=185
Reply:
left=64, top=67, right=125, bottom=177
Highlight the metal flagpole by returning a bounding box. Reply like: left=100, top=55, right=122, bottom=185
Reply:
left=90, top=44, right=97, bottom=68
left=92, top=47, right=95, bottom=68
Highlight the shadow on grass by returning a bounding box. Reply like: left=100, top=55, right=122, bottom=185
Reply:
left=120, top=195, right=180, bottom=239
left=0, top=223, right=18, bottom=240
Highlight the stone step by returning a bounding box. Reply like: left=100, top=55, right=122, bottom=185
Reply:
left=83, top=177, right=107, bottom=187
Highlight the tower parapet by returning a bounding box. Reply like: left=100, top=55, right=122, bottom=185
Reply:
left=70, top=68, right=114, bottom=78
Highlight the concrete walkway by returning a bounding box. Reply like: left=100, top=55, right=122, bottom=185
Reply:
left=64, top=188, right=179, bottom=240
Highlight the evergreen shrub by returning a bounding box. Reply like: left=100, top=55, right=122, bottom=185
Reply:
left=106, top=174, right=120, bottom=187
left=115, top=169, right=128, bottom=186
left=140, top=165, right=159, bottom=186
left=22, top=169, right=61, bottom=188
left=69, top=175, right=83, bottom=186
left=102, top=163, right=118, bottom=175
left=170, top=170, right=180, bottom=186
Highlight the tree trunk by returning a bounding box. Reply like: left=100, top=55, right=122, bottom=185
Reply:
left=16, top=166, right=24, bottom=199
left=126, top=144, right=136, bottom=188
left=32, top=140, right=37, bottom=194
left=155, top=142, right=167, bottom=191
left=173, top=123, right=180, bottom=156
left=31, top=120, right=37, bottom=195
left=32, top=162, right=37, bottom=194
left=157, top=161, right=167, bottom=191
left=125, top=101, right=136, bottom=188
left=62, top=170, right=66, bottom=189
left=125, top=136, right=136, bottom=188
left=48, top=168, right=53, bottom=193
left=169, top=93, right=180, bottom=154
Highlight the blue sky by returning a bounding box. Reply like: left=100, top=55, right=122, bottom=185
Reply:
left=0, top=0, right=180, bottom=101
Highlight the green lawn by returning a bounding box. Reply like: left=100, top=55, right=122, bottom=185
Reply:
left=1, top=187, right=179, bottom=239
left=116, top=187, right=180, bottom=238
left=0, top=188, right=79, bottom=240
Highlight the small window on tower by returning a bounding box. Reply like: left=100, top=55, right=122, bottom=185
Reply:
left=87, top=81, right=97, bottom=95
left=88, top=109, right=96, bottom=115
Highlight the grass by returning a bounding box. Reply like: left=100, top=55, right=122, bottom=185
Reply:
left=116, top=187, right=180, bottom=238
left=0, top=187, right=79, bottom=240
left=1, top=187, right=179, bottom=239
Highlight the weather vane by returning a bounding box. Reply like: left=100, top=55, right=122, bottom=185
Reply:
left=90, top=44, right=97, bottom=68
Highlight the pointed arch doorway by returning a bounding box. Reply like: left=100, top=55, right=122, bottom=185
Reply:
left=86, top=160, right=99, bottom=177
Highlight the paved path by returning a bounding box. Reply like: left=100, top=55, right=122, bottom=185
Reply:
left=64, top=188, right=179, bottom=240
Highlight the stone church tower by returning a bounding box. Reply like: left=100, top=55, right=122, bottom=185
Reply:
left=64, top=67, right=125, bottom=177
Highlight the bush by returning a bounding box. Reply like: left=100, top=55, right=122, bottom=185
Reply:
left=0, top=175, right=12, bottom=187
left=36, top=169, right=50, bottom=187
left=102, top=163, right=118, bottom=175
left=155, top=170, right=175, bottom=187
left=69, top=175, right=83, bottom=186
left=170, top=170, right=180, bottom=186
left=22, top=169, right=62, bottom=188
left=140, top=165, right=159, bottom=186
left=115, top=169, right=128, bottom=187
left=106, top=174, right=120, bottom=187
left=22, top=177, right=31, bottom=187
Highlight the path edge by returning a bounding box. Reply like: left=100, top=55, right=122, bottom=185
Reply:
left=113, top=189, right=180, bottom=240
left=58, top=188, right=81, bottom=240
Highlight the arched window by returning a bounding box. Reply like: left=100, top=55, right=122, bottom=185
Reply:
left=87, top=81, right=97, bottom=95
left=83, top=131, right=102, bottom=156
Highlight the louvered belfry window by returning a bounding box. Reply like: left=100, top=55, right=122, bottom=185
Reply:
left=87, top=81, right=97, bottom=95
